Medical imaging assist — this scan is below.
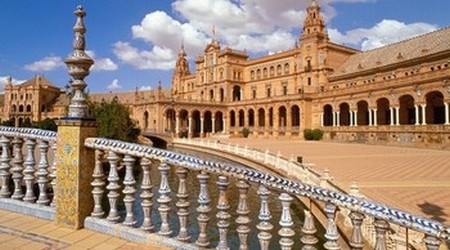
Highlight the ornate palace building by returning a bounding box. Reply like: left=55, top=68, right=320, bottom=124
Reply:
left=1, top=0, right=450, bottom=148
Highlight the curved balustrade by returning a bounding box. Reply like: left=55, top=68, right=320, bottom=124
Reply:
left=0, top=126, right=57, bottom=219
left=84, top=137, right=449, bottom=249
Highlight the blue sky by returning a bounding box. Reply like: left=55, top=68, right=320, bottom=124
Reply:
left=0, top=0, right=448, bottom=93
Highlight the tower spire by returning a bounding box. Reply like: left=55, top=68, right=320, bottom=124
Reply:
left=65, top=5, right=94, bottom=118
left=300, top=0, right=327, bottom=42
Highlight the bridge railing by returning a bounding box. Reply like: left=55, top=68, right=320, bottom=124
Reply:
left=83, top=137, right=449, bottom=249
left=0, top=126, right=57, bottom=219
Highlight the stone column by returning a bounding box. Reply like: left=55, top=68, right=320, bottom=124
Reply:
left=390, top=107, right=394, bottom=126
left=188, top=116, right=193, bottom=138
left=264, top=109, right=270, bottom=137
left=320, top=112, right=324, bottom=127
left=200, top=116, right=204, bottom=137
left=212, top=117, right=216, bottom=134
left=395, top=107, right=400, bottom=125
left=175, top=115, right=180, bottom=137
left=223, top=117, right=227, bottom=133
left=373, top=109, right=378, bottom=126
left=55, top=6, right=97, bottom=230
left=421, top=104, right=427, bottom=125
left=445, top=103, right=449, bottom=125
left=415, top=105, right=420, bottom=125
left=350, top=111, right=354, bottom=126
left=336, top=111, right=341, bottom=127
left=332, top=112, right=336, bottom=127
left=273, top=109, right=279, bottom=137
left=354, top=111, right=358, bottom=126
left=368, top=109, right=373, bottom=126
left=286, top=110, right=292, bottom=137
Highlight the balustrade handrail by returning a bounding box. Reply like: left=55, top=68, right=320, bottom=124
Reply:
left=84, top=137, right=450, bottom=242
left=0, top=126, right=57, bottom=142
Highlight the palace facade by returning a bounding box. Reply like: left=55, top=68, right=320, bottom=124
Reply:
left=1, top=0, right=450, bottom=148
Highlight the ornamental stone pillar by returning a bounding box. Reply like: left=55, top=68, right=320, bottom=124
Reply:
left=415, top=105, right=420, bottom=125
left=395, top=107, right=400, bottom=125
left=421, top=104, right=427, bottom=125
left=445, top=103, right=449, bottom=125
left=390, top=107, right=394, bottom=126
left=55, top=5, right=97, bottom=230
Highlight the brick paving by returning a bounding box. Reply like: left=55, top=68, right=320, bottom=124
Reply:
left=0, top=210, right=173, bottom=250
left=221, top=138, right=450, bottom=225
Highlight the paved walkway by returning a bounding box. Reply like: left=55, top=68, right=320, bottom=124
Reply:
left=0, top=210, right=173, bottom=250
left=221, top=138, right=450, bottom=225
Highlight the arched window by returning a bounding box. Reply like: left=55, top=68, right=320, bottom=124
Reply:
left=256, top=69, right=261, bottom=79
left=250, top=70, right=255, bottom=80
left=284, top=63, right=290, bottom=74
left=277, top=65, right=282, bottom=76
left=263, top=68, right=268, bottom=78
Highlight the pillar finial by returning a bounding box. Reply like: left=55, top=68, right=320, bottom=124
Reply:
left=65, top=5, right=94, bottom=118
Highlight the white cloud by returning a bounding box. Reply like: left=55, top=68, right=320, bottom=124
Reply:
left=113, top=41, right=176, bottom=70
left=107, top=79, right=122, bottom=90
left=0, top=76, right=25, bottom=93
left=24, top=56, right=64, bottom=72
left=86, top=51, right=118, bottom=71
left=115, top=0, right=436, bottom=70
left=328, top=19, right=438, bottom=50
left=140, top=85, right=152, bottom=91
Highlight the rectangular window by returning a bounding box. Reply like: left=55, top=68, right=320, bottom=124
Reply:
left=267, top=88, right=271, bottom=97
left=308, top=77, right=312, bottom=86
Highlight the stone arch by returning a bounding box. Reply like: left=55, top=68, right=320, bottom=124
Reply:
left=143, top=111, right=149, bottom=130
left=376, top=98, right=391, bottom=125
left=248, top=108, right=255, bottom=127
left=179, top=109, right=189, bottom=137
left=204, top=110, right=213, bottom=133
left=220, top=88, right=225, bottom=102
left=278, top=106, right=287, bottom=127
left=12, top=105, right=17, bottom=113
left=26, top=105, right=31, bottom=113
left=19, top=105, right=24, bottom=113
left=258, top=108, right=265, bottom=127
left=425, top=91, right=445, bottom=124
left=238, top=109, right=245, bottom=127
left=339, top=102, right=350, bottom=126
left=399, top=94, right=415, bottom=125
left=215, top=111, right=224, bottom=132
left=357, top=100, right=369, bottom=126
left=192, top=110, right=201, bottom=137
left=165, top=108, right=176, bottom=133
left=291, top=105, right=300, bottom=127
left=323, top=104, right=333, bottom=126
left=229, top=110, right=236, bottom=127
left=232, top=85, right=241, bottom=101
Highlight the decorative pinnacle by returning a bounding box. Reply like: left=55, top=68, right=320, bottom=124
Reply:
left=65, top=5, right=94, bottom=118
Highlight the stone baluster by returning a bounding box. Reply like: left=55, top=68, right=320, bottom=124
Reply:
left=158, top=162, right=172, bottom=236
left=0, top=136, right=11, bottom=198
left=374, top=219, right=389, bottom=250
left=257, top=185, right=273, bottom=250
left=216, top=176, right=231, bottom=250
left=324, top=203, right=341, bottom=250
left=423, top=235, right=441, bottom=250
left=140, top=158, right=154, bottom=231
left=176, top=167, right=190, bottom=241
left=196, top=171, right=211, bottom=247
left=123, top=154, right=137, bottom=227
left=278, top=193, right=295, bottom=250
left=236, top=180, right=251, bottom=250
left=91, top=150, right=105, bottom=218
left=106, top=151, right=120, bottom=222
left=36, top=140, right=50, bottom=205
left=49, top=143, right=57, bottom=207
left=349, top=211, right=365, bottom=250
left=23, top=138, right=36, bottom=203
left=301, top=209, right=318, bottom=249
left=11, top=137, right=24, bottom=200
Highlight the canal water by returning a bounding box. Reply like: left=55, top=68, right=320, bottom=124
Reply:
left=112, top=146, right=325, bottom=249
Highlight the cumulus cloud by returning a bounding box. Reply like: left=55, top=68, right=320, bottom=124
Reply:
left=107, top=79, right=122, bottom=90
left=24, top=56, right=64, bottom=72
left=114, top=0, right=436, bottom=70
left=328, top=19, right=438, bottom=50
left=0, top=76, right=25, bottom=93
left=86, top=51, right=118, bottom=71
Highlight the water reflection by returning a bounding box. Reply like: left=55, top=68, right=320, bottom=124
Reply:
left=111, top=146, right=325, bottom=249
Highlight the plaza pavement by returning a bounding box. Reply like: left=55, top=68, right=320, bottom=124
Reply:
left=220, top=138, right=450, bottom=225
left=0, top=210, right=173, bottom=250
